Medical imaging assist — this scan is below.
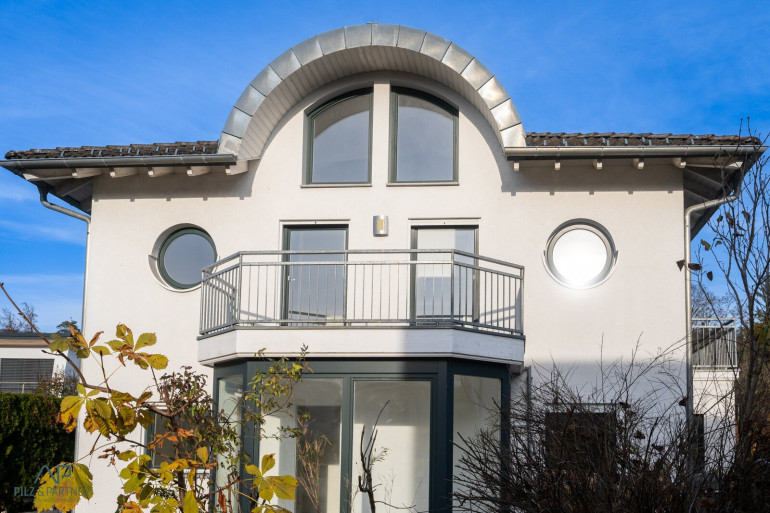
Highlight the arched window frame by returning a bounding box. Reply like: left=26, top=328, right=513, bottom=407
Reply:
left=389, top=87, right=459, bottom=184
left=305, top=88, right=373, bottom=185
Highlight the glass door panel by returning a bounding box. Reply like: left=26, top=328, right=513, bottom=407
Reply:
left=452, top=375, right=501, bottom=510
left=413, top=227, right=476, bottom=321
left=351, top=380, right=431, bottom=513
left=217, top=376, right=244, bottom=513
left=260, top=379, right=344, bottom=513
left=284, top=227, right=347, bottom=325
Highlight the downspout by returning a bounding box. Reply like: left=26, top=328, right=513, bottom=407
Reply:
left=37, top=185, right=90, bottom=333
left=683, top=184, right=741, bottom=462
left=37, top=185, right=91, bottom=462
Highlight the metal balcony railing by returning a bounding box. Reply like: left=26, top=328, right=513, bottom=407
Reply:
left=200, top=249, right=524, bottom=338
left=692, top=319, right=738, bottom=369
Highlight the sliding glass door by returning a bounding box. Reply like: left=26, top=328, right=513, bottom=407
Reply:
left=412, top=227, right=477, bottom=322
left=284, top=227, right=347, bottom=324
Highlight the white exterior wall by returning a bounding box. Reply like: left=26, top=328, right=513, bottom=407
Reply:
left=76, top=72, right=689, bottom=510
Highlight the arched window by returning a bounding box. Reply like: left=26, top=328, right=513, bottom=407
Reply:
left=390, top=88, right=458, bottom=183
left=306, top=89, right=372, bottom=184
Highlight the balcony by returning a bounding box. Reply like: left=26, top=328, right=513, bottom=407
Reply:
left=692, top=319, right=738, bottom=369
left=197, top=250, right=524, bottom=365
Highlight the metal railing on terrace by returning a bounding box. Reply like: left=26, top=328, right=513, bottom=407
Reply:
left=200, top=249, right=524, bottom=338
left=692, top=319, right=738, bottom=369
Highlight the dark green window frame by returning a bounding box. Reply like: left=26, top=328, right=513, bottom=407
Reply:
left=213, top=358, right=510, bottom=513
left=305, top=88, right=374, bottom=185
left=389, top=87, right=459, bottom=184
left=157, top=227, right=216, bottom=290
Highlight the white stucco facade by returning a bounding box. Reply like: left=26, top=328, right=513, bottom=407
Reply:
left=3, top=23, right=755, bottom=513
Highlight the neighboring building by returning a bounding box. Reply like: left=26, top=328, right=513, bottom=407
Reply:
left=1, top=24, right=765, bottom=513
left=0, top=330, right=67, bottom=393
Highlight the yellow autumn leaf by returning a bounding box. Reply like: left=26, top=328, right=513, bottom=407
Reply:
left=183, top=490, right=199, bottom=513
left=268, top=475, right=297, bottom=501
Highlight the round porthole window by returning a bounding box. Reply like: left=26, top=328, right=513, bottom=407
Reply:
left=157, top=228, right=217, bottom=289
left=545, top=220, right=617, bottom=289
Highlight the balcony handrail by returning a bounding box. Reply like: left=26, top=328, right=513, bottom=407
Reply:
left=200, top=248, right=524, bottom=339
left=691, top=318, right=738, bottom=369
left=203, top=249, right=525, bottom=273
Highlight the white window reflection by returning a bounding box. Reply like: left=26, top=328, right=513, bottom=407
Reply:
left=545, top=221, right=616, bottom=288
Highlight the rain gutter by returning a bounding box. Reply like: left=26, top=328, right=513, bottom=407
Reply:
left=504, top=145, right=765, bottom=160
left=0, top=153, right=237, bottom=171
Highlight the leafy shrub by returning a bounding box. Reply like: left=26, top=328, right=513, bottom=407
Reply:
left=0, top=393, right=75, bottom=513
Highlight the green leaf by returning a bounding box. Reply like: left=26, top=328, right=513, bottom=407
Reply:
left=183, top=491, right=199, bottom=513
left=91, top=345, right=111, bottom=356
left=146, top=354, right=169, bottom=370
left=261, top=453, right=276, bottom=474
left=72, top=463, right=94, bottom=500
left=118, top=450, right=137, bottom=462
left=135, top=332, right=157, bottom=350
left=196, top=446, right=208, bottom=462
left=109, top=339, right=127, bottom=351
left=49, top=336, right=71, bottom=352
left=123, top=475, right=142, bottom=494
left=245, top=463, right=261, bottom=477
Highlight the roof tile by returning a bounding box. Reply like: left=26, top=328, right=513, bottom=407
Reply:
left=3, top=133, right=759, bottom=161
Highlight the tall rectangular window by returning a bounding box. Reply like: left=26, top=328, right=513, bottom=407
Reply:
left=412, top=227, right=476, bottom=320
left=284, top=227, right=347, bottom=324
left=260, top=379, right=344, bottom=513
left=216, top=375, right=243, bottom=513
left=452, top=375, right=501, bottom=509
left=352, top=381, right=431, bottom=513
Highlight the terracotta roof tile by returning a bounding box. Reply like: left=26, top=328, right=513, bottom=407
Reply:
left=524, top=132, right=758, bottom=147
left=4, top=141, right=219, bottom=160
left=3, top=133, right=760, bottom=161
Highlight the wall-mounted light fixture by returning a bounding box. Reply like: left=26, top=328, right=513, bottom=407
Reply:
left=373, top=215, right=389, bottom=236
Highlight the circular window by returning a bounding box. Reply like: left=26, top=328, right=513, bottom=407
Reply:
left=545, top=220, right=616, bottom=289
left=157, top=228, right=217, bottom=289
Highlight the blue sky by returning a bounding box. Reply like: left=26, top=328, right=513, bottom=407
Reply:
left=1, top=0, right=768, bottom=330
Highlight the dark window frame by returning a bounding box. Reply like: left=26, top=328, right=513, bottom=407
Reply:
left=157, top=227, right=217, bottom=290
left=410, top=225, right=479, bottom=322
left=281, top=225, right=349, bottom=323
left=213, top=358, right=510, bottom=513
left=305, top=88, right=374, bottom=185
left=389, top=87, right=459, bottom=184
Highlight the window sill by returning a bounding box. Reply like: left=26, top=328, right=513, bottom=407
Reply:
left=386, top=181, right=459, bottom=187
left=301, top=183, right=373, bottom=188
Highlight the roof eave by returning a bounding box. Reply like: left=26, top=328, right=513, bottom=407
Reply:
left=0, top=153, right=237, bottom=171
left=505, top=144, right=767, bottom=160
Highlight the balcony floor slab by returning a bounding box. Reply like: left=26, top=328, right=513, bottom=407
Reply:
left=197, top=326, right=524, bottom=367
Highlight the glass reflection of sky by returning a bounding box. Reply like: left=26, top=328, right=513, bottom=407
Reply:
left=552, top=229, right=607, bottom=287
left=312, top=95, right=370, bottom=183
left=163, top=233, right=216, bottom=286
left=396, top=95, right=453, bottom=182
